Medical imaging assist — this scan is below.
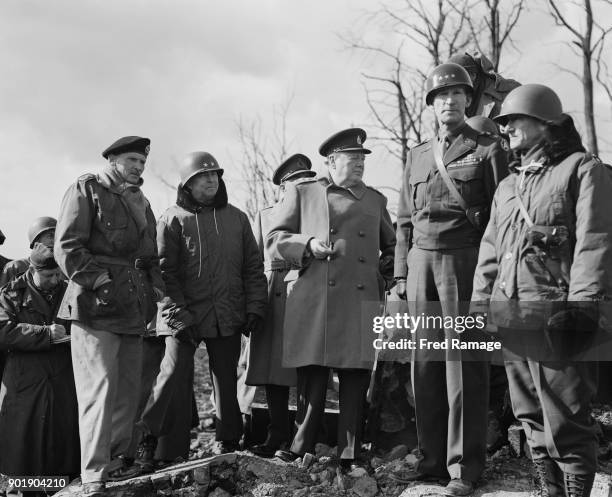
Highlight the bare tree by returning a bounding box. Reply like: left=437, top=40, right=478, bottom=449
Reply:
left=547, top=0, right=612, bottom=155
left=457, top=0, right=526, bottom=70
left=343, top=0, right=474, bottom=170
left=236, top=96, right=293, bottom=220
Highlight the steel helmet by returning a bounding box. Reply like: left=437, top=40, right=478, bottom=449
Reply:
left=425, top=63, right=473, bottom=105
left=494, top=84, right=563, bottom=125
left=465, top=116, right=499, bottom=136
left=179, top=151, right=224, bottom=186
left=28, top=216, right=57, bottom=248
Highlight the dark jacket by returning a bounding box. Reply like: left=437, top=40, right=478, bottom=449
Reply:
left=267, top=176, right=396, bottom=369
left=0, top=271, right=79, bottom=475
left=472, top=133, right=612, bottom=329
left=467, top=52, right=521, bottom=118
left=0, top=258, right=27, bottom=287
left=157, top=179, right=267, bottom=339
left=55, top=172, right=163, bottom=334
left=394, top=124, right=509, bottom=278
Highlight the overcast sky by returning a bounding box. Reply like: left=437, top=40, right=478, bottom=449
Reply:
left=1, top=0, right=611, bottom=258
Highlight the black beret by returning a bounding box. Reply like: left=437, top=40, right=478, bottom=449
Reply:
left=272, top=154, right=316, bottom=186
left=102, top=136, right=151, bottom=159
left=30, top=245, right=58, bottom=270
left=318, top=128, right=371, bottom=157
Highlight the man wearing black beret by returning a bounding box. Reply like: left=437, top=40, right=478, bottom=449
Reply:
left=55, top=136, right=164, bottom=496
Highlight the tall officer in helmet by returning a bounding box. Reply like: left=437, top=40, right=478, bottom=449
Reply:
left=246, top=154, right=317, bottom=458
left=0, top=216, right=57, bottom=287
left=472, top=84, right=612, bottom=497
left=392, top=63, right=509, bottom=496
left=55, top=136, right=164, bottom=497
left=134, top=152, right=267, bottom=467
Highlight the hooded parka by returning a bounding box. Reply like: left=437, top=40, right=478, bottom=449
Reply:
left=156, top=179, right=267, bottom=337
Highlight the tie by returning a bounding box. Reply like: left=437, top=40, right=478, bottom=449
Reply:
left=440, top=135, right=450, bottom=156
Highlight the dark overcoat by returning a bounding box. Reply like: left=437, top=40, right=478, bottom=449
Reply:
left=0, top=272, right=79, bottom=475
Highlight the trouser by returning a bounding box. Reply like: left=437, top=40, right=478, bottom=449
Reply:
left=71, top=322, right=143, bottom=484
left=407, top=247, right=489, bottom=482
left=264, top=384, right=290, bottom=447
left=504, top=358, right=598, bottom=474
left=290, top=365, right=370, bottom=460
left=138, top=336, right=196, bottom=460
left=204, top=333, right=244, bottom=442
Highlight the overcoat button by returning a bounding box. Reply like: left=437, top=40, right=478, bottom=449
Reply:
left=328, top=280, right=336, bottom=287
left=357, top=284, right=364, bottom=290
left=330, top=228, right=337, bottom=234
left=358, top=256, right=365, bottom=262
left=358, top=231, right=365, bottom=237
left=275, top=291, right=282, bottom=296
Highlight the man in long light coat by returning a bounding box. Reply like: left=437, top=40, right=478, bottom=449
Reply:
left=267, top=128, right=395, bottom=468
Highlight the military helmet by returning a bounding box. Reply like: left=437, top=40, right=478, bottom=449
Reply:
left=28, top=216, right=57, bottom=248
left=179, top=151, right=224, bottom=186
left=465, top=116, right=499, bottom=136
left=494, top=84, right=563, bottom=125
left=425, top=63, right=473, bottom=105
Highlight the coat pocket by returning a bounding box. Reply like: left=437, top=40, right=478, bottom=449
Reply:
left=409, top=167, right=431, bottom=211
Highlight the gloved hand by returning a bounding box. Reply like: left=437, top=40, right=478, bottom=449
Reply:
left=546, top=308, right=598, bottom=334
left=243, top=313, right=263, bottom=337
left=172, top=325, right=196, bottom=345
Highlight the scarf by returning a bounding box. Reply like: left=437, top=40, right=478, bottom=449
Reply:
left=99, top=165, right=149, bottom=233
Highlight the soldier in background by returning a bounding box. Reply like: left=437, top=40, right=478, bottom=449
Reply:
left=447, top=51, right=520, bottom=119
left=55, top=136, right=163, bottom=497
left=267, top=128, right=395, bottom=469
left=392, top=63, right=508, bottom=496
left=0, top=245, right=80, bottom=487
left=246, top=153, right=317, bottom=458
left=0, top=216, right=57, bottom=287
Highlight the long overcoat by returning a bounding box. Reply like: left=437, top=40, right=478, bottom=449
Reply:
left=266, top=177, right=396, bottom=370
left=0, top=272, right=79, bottom=475
left=246, top=205, right=297, bottom=386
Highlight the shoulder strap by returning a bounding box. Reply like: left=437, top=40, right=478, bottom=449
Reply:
left=432, top=139, right=471, bottom=214
left=513, top=180, right=534, bottom=228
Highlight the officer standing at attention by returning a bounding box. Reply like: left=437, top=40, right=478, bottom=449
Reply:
left=267, top=128, right=395, bottom=469
left=392, top=63, right=509, bottom=496
left=55, top=136, right=164, bottom=497
left=246, top=154, right=317, bottom=458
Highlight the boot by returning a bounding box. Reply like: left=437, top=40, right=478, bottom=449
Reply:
left=532, top=458, right=564, bottom=497
left=134, top=434, right=158, bottom=473
left=563, top=472, right=595, bottom=497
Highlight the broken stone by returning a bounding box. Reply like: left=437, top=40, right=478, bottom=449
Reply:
left=193, top=466, right=210, bottom=486
left=318, top=456, right=332, bottom=465
left=351, top=476, right=378, bottom=497
left=370, top=457, right=384, bottom=469
left=245, top=459, right=270, bottom=478
left=294, top=488, right=309, bottom=497
left=385, top=444, right=409, bottom=462
left=334, top=467, right=346, bottom=491
left=300, top=453, right=315, bottom=469
left=208, top=488, right=232, bottom=497
left=310, top=473, right=318, bottom=482
left=403, top=453, right=419, bottom=466
left=348, top=467, right=368, bottom=478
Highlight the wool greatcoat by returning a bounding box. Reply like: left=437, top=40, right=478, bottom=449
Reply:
left=246, top=205, right=297, bottom=386
left=267, top=176, right=396, bottom=370
left=0, top=271, right=79, bottom=476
